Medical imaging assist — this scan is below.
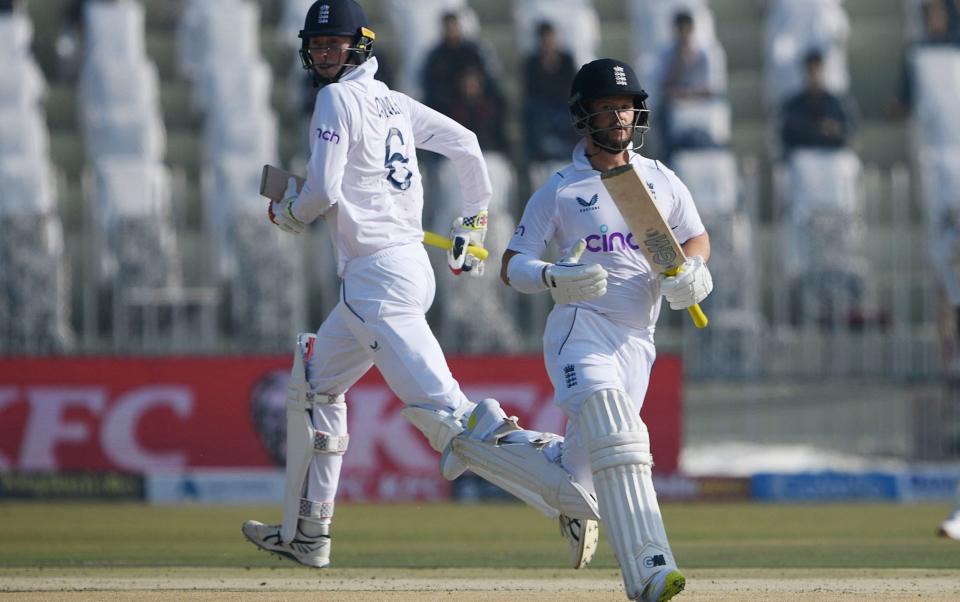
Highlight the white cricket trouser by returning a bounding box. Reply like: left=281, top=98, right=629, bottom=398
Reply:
left=303, top=242, right=472, bottom=512
left=542, top=305, right=657, bottom=496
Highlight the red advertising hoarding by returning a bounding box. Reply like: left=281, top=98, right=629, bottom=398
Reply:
left=0, top=354, right=681, bottom=501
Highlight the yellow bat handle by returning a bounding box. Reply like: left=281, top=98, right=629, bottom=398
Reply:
left=422, top=230, right=489, bottom=261
left=663, top=266, right=709, bottom=329
left=687, top=304, right=708, bottom=329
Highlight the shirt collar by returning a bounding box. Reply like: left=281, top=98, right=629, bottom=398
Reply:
left=340, top=56, right=378, bottom=83
left=572, top=139, right=593, bottom=171
left=571, top=138, right=643, bottom=171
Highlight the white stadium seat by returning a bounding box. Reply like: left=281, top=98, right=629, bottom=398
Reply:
left=765, top=0, right=850, bottom=105
left=0, top=108, right=50, bottom=161
left=84, top=0, right=147, bottom=63
left=913, top=47, right=960, bottom=148
left=919, top=147, right=960, bottom=305
left=513, top=0, right=599, bottom=68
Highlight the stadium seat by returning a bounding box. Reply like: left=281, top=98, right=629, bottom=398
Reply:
left=764, top=0, right=850, bottom=105
left=780, top=149, right=867, bottom=326
left=672, top=149, right=738, bottom=216
left=667, top=97, right=732, bottom=150
left=0, top=157, right=72, bottom=353
left=512, top=0, right=599, bottom=68
left=918, top=146, right=960, bottom=306
left=176, top=0, right=260, bottom=81
left=0, top=108, right=51, bottom=161
left=913, top=47, right=960, bottom=148
left=83, top=0, right=148, bottom=63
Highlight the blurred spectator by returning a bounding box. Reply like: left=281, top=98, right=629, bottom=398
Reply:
left=421, top=11, right=495, bottom=112
left=522, top=21, right=577, bottom=161
left=56, top=0, right=91, bottom=82
left=442, top=67, right=508, bottom=153
left=890, top=0, right=960, bottom=118
left=656, top=11, right=725, bottom=159
left=780, top=50, right=858, bottom=154
left=659, top=11, right=720, bottom=102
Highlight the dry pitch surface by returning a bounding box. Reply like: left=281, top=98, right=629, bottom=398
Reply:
left=2, top=502, right=960, bottom=600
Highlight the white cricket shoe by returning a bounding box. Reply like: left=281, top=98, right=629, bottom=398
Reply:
left=637, top=567, right=686, bottom=602
left=241, top=520, right=330, bottom=568
left=939, top=510, right=960, bottom=540
left=559, top=514, right=598, bottom=569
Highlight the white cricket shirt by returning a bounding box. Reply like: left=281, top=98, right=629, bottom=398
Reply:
left=292, top=58, right=492, bottom=274
left=507, top=139, right=706, bottom=331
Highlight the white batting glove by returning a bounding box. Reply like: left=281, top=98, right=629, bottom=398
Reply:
left=658, top=255, right=713, bottom=310
left=447, top=210, right=488, bottom=277
left=544, top=239, right=608, bottom=305
left=268, top=177, right=306, bottom=235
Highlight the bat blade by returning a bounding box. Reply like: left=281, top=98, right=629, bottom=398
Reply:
left=601, top=163, right=708, bottom=329
left=259, top=165, right=488, bottom=261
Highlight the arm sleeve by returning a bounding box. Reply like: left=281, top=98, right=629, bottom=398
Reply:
left=400, top=93, right=492, bottom=217
left=506, top=178, right=559, bottom=258
left=293, top=87, right=355, bottom=223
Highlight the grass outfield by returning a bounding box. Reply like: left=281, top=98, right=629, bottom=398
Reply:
left=2, top=501, right=960, bottom=600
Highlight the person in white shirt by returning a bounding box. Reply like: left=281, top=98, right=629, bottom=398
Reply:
left=242, top=0, right=598, bottom=570
left=501, top=58, right=713, bottom=602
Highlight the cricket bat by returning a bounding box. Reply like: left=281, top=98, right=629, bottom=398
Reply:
left=601, top=164, right=708, bottom=329
left=259, top=165, right=488, bottom=261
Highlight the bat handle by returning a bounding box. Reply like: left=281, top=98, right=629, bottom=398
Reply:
left=422, top=231, right=490, bottom=260
left=687, top=304, right=708, bottom=329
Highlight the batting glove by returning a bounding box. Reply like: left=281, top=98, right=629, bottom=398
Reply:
left=447, top=210, right=488, bottom=277
left=268, top=177, right=306, bottom=235
left=658, top=255, right=713, bottom=310
left=544, top=239, right=608, bottom=305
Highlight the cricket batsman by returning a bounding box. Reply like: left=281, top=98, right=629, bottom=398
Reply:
left=500, top=58, right=713, bottom=601
left=243, top=0, right=600, bottom=569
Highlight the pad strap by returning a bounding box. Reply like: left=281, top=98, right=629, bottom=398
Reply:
left=314, top=431, right=349, bottom=454
left=299, top=498, right=335, bottom=521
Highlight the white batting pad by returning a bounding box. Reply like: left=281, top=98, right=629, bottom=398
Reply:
left=452, top=435, right=600, bottom=520
left=282, top=333, right=347, bottom=544
left=580, top=389, right=676, bottom=600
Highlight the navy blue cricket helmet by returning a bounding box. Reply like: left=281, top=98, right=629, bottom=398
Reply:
left=568, top=58, right=650, bottom=152
left=298, top=0, right=376, bottom=86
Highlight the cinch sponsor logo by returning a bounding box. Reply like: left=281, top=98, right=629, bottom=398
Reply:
left=317, top=128, right=340, bottom=143
left=584, top=224, right=640, bottom=253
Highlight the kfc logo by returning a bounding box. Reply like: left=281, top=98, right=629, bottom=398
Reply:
left=0, top=385, right=193, bottom=472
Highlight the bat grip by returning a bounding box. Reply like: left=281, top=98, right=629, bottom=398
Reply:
left=422, top=231, right=489, bottom=260
left=687, top=304, right=709, bottom=329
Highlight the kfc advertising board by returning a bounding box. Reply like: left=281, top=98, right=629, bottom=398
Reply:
left=0, top=355, right=681, bottom=501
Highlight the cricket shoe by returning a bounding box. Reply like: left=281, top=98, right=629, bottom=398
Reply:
left=241, top=520, right=330, bottom=568
left=559, top=514, right=598, bottom=569
left=637, top=567, right=686, bottom=602
left=939, top=510, right=960, bottom=540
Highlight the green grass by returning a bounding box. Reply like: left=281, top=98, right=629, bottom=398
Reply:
left=1, top=502, right=959, bottom=570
